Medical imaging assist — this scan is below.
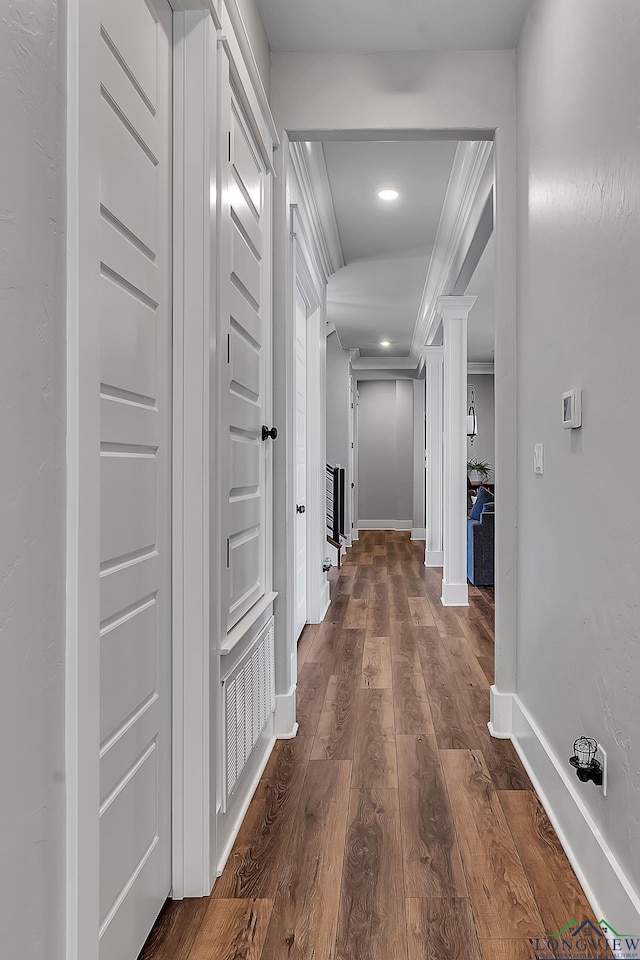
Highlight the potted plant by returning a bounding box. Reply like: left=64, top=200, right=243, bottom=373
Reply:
left=467, top=458, right=492, bottom=484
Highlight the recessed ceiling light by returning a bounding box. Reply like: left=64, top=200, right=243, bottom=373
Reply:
left=376, top=187, right=400, bottom=202
left=380, top=340, right=391, bottom=347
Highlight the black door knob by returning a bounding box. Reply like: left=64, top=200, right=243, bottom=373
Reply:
left=261, top=425, right=278, bottom=441
left=296, top=504, right=306, bottom=514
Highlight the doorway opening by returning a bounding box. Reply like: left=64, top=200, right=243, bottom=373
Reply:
left=277, top=132, right=502, bottom=727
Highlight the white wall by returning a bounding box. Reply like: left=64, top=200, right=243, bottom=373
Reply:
left=358, top=380, right=413, bottom=529
left=0, top=3, right=66, bottom=958
left=467, top=374, right=494, bottom=472
left=516, top=0, right=640, bottom=929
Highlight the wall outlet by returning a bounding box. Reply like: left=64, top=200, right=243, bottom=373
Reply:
left=597, top=743, right=608, bottom=796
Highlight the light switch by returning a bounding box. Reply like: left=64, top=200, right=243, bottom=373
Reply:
left=534, top=443, right=544, bottom=475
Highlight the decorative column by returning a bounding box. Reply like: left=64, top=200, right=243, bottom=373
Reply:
left=424, top=347, right=444, bottom=567
left=438, top=295, right=477, bottom=606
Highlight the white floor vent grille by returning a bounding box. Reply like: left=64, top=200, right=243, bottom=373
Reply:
left=222, top=617, right=275, bottom=808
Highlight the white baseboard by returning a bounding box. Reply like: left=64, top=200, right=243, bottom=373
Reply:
left=274, top=685, right=298, bottom=739
left=411, top=527, right=426, bottom=540
left=215, top=723, right=275, bottom=879
left=358, top=520, right=412, bottom=530
left=490, top=690, right=640, bottom=936
left=441, top=580, right=469, bottom=606
left=488, top=684, right=512, bottom=738
left=425, top=550, right=444, bottom=566
left=326, top=541, right=339, bottom=565
left=320, top=581, right=330, bottom=619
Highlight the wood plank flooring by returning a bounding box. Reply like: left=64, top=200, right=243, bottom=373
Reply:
left=140, top=531, right=599, bottom=960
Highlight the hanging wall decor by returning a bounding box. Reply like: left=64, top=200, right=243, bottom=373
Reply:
left=467, top=383, right=478, bottom=443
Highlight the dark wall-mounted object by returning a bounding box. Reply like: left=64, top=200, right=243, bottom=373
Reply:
left=569, top=736, right=603, bottom=786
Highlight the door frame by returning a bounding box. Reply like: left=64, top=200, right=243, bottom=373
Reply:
left=289, top=204, right=330, bottom=631
left=65, top=2, right=277, bottom=956
left=293, top=283, right=309, bottom=640
left=349, top=376, right=359, bottom=542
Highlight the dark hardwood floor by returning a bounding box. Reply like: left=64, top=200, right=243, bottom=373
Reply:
left=140, top=531, right=602, bottom=960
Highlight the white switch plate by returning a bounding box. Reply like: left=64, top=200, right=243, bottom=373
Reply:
left=597, top=743, right=607, bottom=796
left=534, top=443, right=544, bottom=475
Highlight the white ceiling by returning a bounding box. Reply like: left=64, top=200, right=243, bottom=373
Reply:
left=328, top=254, right=429, bottom=355
left=257, top=0, right=531, bottom=52
left=322, top=140, right=457, bottom=263
left=467, top=233, right=495, bottom=363
left=323, top=140, right=457, bottom=355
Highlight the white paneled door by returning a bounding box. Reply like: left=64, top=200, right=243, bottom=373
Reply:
left=98, top=1, right=172, bottom=958
left=294, top=288, right=308, bottom=639
left=220, top=56, right=272, bottom=636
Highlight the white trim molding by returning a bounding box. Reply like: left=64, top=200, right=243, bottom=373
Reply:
left=411, top=141, right=493, bottom=357
left=289, top=141, right=344, bottom=281
left=411, top=527, right=426, bottom=540
left=222, top=0, right=278, bottom=147
left=218, top=4, right=278, bottom=176
left=439, top=296, right=476, bottom=607
left=490, top=691, right=640, bottom=936
left=350, top=354, right=421, bottom=372
left=488, top=685, right=512, bottom=738
left=441, top=582, right=470, bottom=606
left=66, top=2, right=101, bottom=957
left=468, top=361, right=494, bottom=374
left=424, top=346, right=444, bottom=569
left=172, top=7, right=215, bottom=900
left=274, top=685, right=298, bottom=739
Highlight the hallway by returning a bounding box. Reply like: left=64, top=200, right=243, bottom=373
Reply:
left=141, top=532, right=602, bottom=960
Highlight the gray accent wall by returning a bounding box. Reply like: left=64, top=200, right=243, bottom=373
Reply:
left=467, top=374, right=494, bottom=473
left=0, top=3, right=66, bottom=958
left=357, top=380, right=414, bottom=528
left=517, top=0, right=640, bottom=913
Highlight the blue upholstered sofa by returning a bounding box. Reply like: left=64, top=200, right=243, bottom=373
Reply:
left=467, top=487, right=494, bottom=586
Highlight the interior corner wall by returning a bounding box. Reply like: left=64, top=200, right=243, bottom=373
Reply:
left=0, top=3, right=66, bottom=958
left=516, top=0, right=640, bottom=929
left=357, top=380, right=413, bottom=529
left=467, top=374, right=494, bottom=471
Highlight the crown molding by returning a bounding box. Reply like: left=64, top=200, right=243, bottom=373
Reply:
left=289, top=142, right=344, bottom=283
left=350, top=355, right=420, bottom=371
left=410, top=140, right=493, bottom=357
left=221, top=0, right=278, bottom=149
left=468, top=362, right=494, bottom=374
